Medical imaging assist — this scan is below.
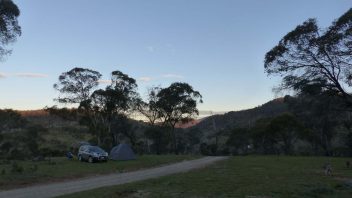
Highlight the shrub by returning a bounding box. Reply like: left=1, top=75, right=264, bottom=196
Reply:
left=11, top=162, right=24, bottom=174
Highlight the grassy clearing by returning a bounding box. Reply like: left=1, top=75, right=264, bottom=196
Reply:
left=61, top=156, right=352, bottom=198
left=0, top=155, right=198, bottom=190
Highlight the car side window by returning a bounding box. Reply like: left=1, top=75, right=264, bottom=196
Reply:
left=80, top=146, right=87, bottom=152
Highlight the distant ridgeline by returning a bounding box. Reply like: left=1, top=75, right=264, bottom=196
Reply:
left=193, top=98, right=288, bottom=133
left=2, top=95, right=351, bottom=157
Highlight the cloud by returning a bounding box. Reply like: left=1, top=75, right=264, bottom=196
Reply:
left=15, top=73, right=48, bottom=78
left=146, top=46, right=155, bottom=53
left=138, top=77, right=153, bottom=82
left=98, top=79, right=112, bottom=84
left=162, top=74, right=184, bottom=79
left=198, top=110, right=227, bottom=116
left=0, top=73, right=7, bottom=78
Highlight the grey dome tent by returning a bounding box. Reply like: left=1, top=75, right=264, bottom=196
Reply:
left=110, top=144, right=136, bottom=161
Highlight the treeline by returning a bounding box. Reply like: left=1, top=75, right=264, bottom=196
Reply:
left=201, top=94, right=352, bottom=157
left=50, top=68, right=202, bottom=155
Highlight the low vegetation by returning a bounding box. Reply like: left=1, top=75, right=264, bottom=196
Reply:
left=0, top=155, right=198, bottom=190
left=61, top=156, right=352, bottom=198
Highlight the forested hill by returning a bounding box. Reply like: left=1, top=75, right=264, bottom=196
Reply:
left=193, top=98, right=288, bottom=133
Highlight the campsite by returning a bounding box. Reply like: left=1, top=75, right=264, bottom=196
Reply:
left=1, top=0, right=352, bottom=198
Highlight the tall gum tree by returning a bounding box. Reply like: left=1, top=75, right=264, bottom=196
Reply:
left=54, top=67, right=102, bottom=105
left=0, top=0, right=21, bottom=59
left=264, top=8, right=352, bottom=108
left=156, top=82, right=202, bottom=154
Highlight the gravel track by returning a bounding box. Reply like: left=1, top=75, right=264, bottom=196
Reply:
left=0, top=156, right=227, bottom=198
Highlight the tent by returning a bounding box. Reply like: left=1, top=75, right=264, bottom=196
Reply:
left=110, top=144, right=136, bottom=161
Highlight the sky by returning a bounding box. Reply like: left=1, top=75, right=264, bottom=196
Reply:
left=0, top=0, right=350, bottom=113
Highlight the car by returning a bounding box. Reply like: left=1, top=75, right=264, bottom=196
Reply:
left=78, top=145, right=108, bottom=163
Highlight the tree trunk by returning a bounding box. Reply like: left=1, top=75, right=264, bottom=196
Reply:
left=171, top=127, right=178, bottom=154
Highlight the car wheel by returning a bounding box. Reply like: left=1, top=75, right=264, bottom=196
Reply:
left=88, top=156, right=93, bottom=163
left=78, top=155, right=83, bottom=162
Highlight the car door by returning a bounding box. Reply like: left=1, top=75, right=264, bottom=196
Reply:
left=80, top=146, right=88, bottom=160
left=83, top=146, right=90, bottom=160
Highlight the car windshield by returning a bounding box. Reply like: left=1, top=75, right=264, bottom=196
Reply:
left=89, top=146, right=104, bottom=153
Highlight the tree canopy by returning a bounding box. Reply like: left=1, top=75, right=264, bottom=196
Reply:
left=0, top=0, right=21, bottom=59
left=54, top=67, right=102, bottom=104
left=265, top=8, right=352, bottom=106
left=77, top=70, right=140, bottom=147
left=155, top=82, right=202, bottom=153
left=156, top=82, right=203, bottom=128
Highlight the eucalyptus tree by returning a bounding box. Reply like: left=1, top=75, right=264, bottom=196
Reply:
left=79, top=70, right=140, bottom=146
left=137, top=87, right=166, bottom=154
left=265, top=8, right=352, bottom=107
left=54, top=67, right=102, bottom=105
left=138, top=87, right=162, bottom=126
left=156, top=82, right=202, bottom=154
left=0, top=0, right=21, bottom=59
left=267, top=113, right=303, bottom=155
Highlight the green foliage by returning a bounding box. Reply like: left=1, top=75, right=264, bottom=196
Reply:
left=23, top=124, right=46, bottom=156
left=267, top=113, right=303, bottom=155
left=186, top=128, right=202, bottom=146
left=45, top=106, right=78, bottom=121
left=285, top=90, right=348, bottom=156
left=224, top=113, right=309, bottom=155
left=144, top=127, right=169, bottom=154
left=0, top=0, right=21, bottom=58
left=155, top=82, right=202, bottom=153
left=226, top=128, right=250, bottom=155
left=194, top=98, right=288, bottom=137
left=156, top=82, right=203, bottom=128
left=54, top=67, right=102, bottom=104
left=199, top=143, right=218, bottom=156
left=10, top=162, right=23, bottom=174
left=0, top=109, right=26, bottom=132
left=77, top=70, right=140, bottom=147
left=250, top=118, right=278, bottom=154
left=265, top=8, right=352, bottom=107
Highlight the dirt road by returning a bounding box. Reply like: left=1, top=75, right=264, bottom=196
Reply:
left=0, top=156, right=227, bottom=198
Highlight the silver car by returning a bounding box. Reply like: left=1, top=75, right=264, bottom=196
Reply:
left=78, top=145, right=108, bottom=163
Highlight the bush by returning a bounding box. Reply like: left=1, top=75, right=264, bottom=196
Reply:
left=11, top=162, right=24, bottom=174
left=39, top=147, right=64, bottom=157
left=8, top=149, right=27, bottom=160
left=29, top=164, right=38, bottom=172
left=200, top=143, right=218, bottom=156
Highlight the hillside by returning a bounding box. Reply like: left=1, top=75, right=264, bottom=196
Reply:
left=193, top=98, right=289, bottom=135
left=10, top=98, right=288, bottom=155
left=16, top=109, right=147, bottom=153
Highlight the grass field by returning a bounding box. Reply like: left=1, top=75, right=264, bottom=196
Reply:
left=61, top=156, right=352, bottom=198
left=0, top=155, right=198, bottom=190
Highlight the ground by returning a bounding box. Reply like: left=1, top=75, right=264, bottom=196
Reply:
left=0, top=155, right=198, bottom=190
left=60, top=156, right=352, bottom=198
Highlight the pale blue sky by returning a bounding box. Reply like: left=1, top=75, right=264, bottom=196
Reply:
left=0, top=0, right=350, bottom=111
